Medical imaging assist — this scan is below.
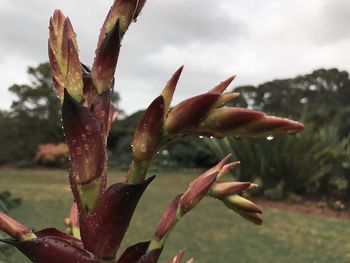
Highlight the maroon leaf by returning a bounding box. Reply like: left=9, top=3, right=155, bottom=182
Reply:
left=116, top=241, right=150, bottom=263
left=1, top=236, right=100, bottom=263
left=136, top=248, right=163, bottom=263
left=62, top=89, right=107, bottom=209
left=91, top=87, right=113, bottom=138
left=80, top=176, right=155, bottom=259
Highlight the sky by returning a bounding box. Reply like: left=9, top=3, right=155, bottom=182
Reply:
left=0, top=0, right=349, bottom=114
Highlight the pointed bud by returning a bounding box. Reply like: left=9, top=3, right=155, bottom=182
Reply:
left=68, top=202, right=80, bottom=239
left=0, top=212, right=36, bottom=241
left=198, top=107, right=265, bottom=137
left=66, top=38, right=83, bottom=102
left=154, top=195, right=181, bottom=240
left=133, top=96, right=164, bottom=161
left=210, top=92, right=240, bottom=109
left=235, top=210, right=263, bottom=225
left=91, top=20, right=121, bottom=93
left=97, top=0, right=144, bottom=47
left=210, top=182, right=251, bottom=198
left=165, top=93, right=221, bottom=135
left=179, top=156, right=231, bottom=213
left=223, top=194, right=262, bottom=214
left=186, top=258, right=195, bottom=263
left=161, top=66, right=184, bottom=117
left=168, top=249, right=185, bottom=263
left=216, top=161, right=240, bottom=180
left=241, top=116, right=305, bottom=137
left=49, top=11, right=82, bottom=102
left=208, top=75, right=236, bottom=94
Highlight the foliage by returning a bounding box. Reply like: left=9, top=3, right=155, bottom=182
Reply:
left=35, top=143, right=69, bottom=167
left=0, top=1, right=304, bottom=262
left=206, top=124, right=349, bottom=199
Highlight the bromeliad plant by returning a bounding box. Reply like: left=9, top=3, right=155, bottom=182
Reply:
left=0, top=1, right=304, bottom=262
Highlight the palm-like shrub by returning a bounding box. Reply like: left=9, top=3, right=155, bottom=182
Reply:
left=206, top=124, right=347, bottom=198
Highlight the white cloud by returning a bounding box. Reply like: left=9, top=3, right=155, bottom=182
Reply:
left=0, top=0, right=349, bottom=114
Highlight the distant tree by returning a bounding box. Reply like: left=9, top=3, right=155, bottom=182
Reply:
left=0, top=62, right=121, bottom=165
left=231, top=68, right=350, bottom=123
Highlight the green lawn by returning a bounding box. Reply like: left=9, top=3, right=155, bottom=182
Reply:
left=1, top=168, right=350, bottom=263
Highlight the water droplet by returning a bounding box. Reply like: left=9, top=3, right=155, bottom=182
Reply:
left=81, top=134, right=87, bottom=141
left=100, top=110, right=106, bottom=117
left=76, top=147, right=82, bottom=155
left=199, top=136, right=204, bottom=139
left=266, top=136, right=274, bottom=141
left=140, top=143, right=147, bottom=153
left=85, top=124, right=92, bottom=135
left=72, top=139, right=77, bottom=145
left=84, top=144, right=89, bottom=151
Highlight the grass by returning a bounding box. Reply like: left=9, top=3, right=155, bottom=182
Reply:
left=1, top=168, right=350, bottom=262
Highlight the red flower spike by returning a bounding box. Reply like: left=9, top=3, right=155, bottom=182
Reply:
left=97, top=0, right=142, bottom=47
left=116, top=241, right=150, bottom=263
left=210, top=182, right=251, bottom=198
left=208, top=75, right=236, bottom=94
left=79, top=176, right=155, bottom=260
left=136, top=248, right=163, bottom=263
left=91, top=20, right=121, bottom=93
left=160, top=66, right=184, bottom=117
left=1, top=236, right=100, bottom=263
left=168, top=249, right=185, bottom=263
left=165, top=93, right=221, bottom=135
left=62, top=90, right=107, bottom=210
left=133, top=96, right=165, bottom=161
left=179, top=156, right=231, bottom=214
left=0, top=212, right=36, bottom=241
left=154, top=195, right=181, bottom=240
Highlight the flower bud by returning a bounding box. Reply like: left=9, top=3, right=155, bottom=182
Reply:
left=210, top=182, right=251, bottom=198
left=161, top=66, right=184, bottom=117
left=165, top=93, right=221, bottom=135
left=91, top=20, right=120, bottom=93
left=133, top=96, right=165, bottom=161
left=0, top=212, right=36, bottom=241
left=168, top=249, right=185, bottom=263
left=223, top=194, right=262, bottom=214
left=49, top=11, right=83, bottom=102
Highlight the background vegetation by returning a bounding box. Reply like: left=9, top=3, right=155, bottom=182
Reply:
left=1, top=63, right=349, bottom=201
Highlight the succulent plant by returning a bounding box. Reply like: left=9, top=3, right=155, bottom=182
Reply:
left=0, top=1, right=304, bottom=262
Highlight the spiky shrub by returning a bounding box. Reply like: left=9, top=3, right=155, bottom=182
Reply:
left=0, top=1, right=304, bottom=262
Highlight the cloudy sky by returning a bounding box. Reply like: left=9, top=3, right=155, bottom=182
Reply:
left=0, top=0, right=349, bottom=114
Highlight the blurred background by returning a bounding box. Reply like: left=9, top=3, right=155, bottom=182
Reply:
left=1, top=0, right=350, bottom=262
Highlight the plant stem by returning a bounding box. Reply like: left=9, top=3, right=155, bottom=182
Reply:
left=126, top=159, right=150, bottom=184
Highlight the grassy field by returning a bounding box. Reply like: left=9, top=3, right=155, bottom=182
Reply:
left=1, top=168, right=350, bottom=263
